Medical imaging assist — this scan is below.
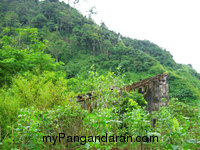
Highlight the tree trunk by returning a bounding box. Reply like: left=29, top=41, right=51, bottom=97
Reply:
left=99, top=40, right=102, bottom=53
left=107, top=49, right=109, bottom=59
left=60, top=21, right=62, bottom=32
left=18, top=34, right=21, bottom=47
left=93, top=40, right=96, bottom=57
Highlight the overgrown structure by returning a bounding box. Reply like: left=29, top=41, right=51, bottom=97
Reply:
left=76, top=74, right=169, bottom=112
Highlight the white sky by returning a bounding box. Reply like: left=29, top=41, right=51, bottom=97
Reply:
left=62, top=0, right=200, bottom=73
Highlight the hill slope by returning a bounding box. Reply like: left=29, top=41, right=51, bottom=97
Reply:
left=0, top=0, right=200, bottom=103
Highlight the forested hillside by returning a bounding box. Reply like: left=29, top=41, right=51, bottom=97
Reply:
left=0, top=0, right=199, bottom=149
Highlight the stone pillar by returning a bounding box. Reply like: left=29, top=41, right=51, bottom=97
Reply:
left=145, top=74, right=169, bottom=112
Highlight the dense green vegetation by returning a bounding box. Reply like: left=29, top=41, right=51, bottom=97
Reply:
left=0, top=0, right=199, bottom=149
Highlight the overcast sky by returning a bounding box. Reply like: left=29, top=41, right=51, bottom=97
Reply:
left=63, top=0, right=200, bottom=73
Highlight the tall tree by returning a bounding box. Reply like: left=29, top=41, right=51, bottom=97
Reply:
left=73, top=0, right=79, bottom=8
left=4, top=11, right=19, bottom=27
left=88, top=6, right=97, bottom=19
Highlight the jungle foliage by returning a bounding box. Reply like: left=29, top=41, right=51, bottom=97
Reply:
left=0, top=0, right=199, bottom=149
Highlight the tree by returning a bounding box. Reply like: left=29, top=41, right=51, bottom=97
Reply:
left=103, top=40, right=113, bottom=58
left=4, top=11, right=19, bottom=27
left=48, top=39, right=66, bottom=62
left=73, top=0, right=79, bottom=8
left=57, top=11, right=73, bottom=33
left=81, top=24, right=100, bottom=56
left=31, top=14, right=48, bottom=28
left=91, top=25, right=100, bottom=57
left=88, top=6, right=97, bottom=19
left=0, top=28, right=61, bottom=86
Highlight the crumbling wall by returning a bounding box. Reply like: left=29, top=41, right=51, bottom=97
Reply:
left=123, top=74, right=169, bottom=112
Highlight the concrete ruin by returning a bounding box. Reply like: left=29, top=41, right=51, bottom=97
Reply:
left=76, top=74, right=169, bottom=112
left=123, top=74, right=169, bottom=112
